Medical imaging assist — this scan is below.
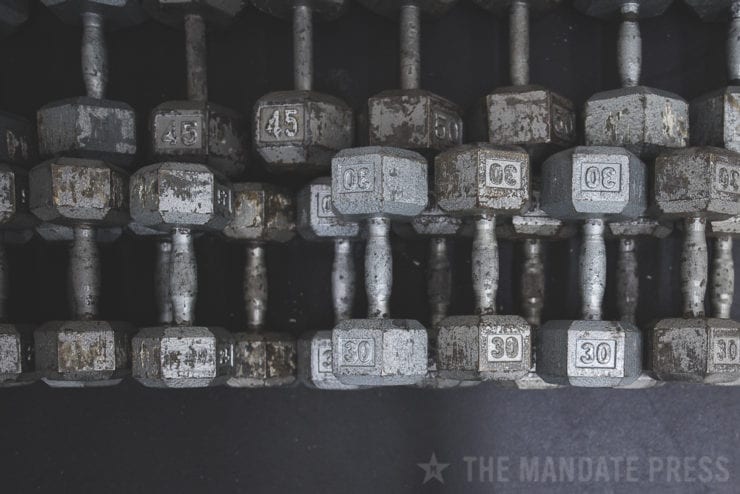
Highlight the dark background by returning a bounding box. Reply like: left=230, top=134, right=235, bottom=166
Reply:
left=0, top=1, right=738, bottom=493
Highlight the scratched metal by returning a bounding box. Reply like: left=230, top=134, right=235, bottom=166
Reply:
left=690, top=86, right=740, bottom=153
left=0, top=324, right=35, bottom=386
left=297, top=177, right=359, bottom=240
left=223, top=182, right=295, bottom=242
left=0, top=111, right=35, bottom=165
left=37, top=97, right=137, bottom=167
left=0, top=164, right=36, bottom=229
left=226, top=332, right=297, bottom=388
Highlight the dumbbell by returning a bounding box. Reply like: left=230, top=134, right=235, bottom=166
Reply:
left=0, top=0, right=37, bottom=386
left=359, top=0, right=463, bottom=156
left=222, top=183, right=297, bottom=388
left=143, top=0, right=248, bottom=180
left=434, top=144, right=533, bottom=384
left=469, top=0, right=577, bottom=162
left=296, top=177, right=361, bottom=389
left=330, top=146, right=429, bottom=386
left=30, top=0, right=146, bottom=387
left=538, top=146, right=647, bottom=387
left=468, top=0, right=577, bottom=389
left=651, top=147, right=740, bottom=383
left=251, top=0, right=354, bottom=174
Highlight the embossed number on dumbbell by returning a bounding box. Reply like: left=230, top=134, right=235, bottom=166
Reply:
left=260, top=106, right=305, bottom=142
left=316, top=190, right=335, bottom=218
left=486, top=334, right=523, bottom=362
left=433, top=110, right=462, bottom=145
left=339, top=338, right=375, bottom=367
left=715, top=164, right=740, bottom=194
left=485, top=158, right=522, bottom=189
left=317, top=340, right=333, bottom=374
left=338, top=164, right=374, bottom=192
left=159, top=117, right=202, bottom=148
left=713, top=336, right=740, bottom=365
left=581, top=163, right=621, bottom=192
left=575, top=339, right=617, bottom=368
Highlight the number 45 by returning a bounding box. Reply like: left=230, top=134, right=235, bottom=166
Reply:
left=266, top=109, right=299, bottom=139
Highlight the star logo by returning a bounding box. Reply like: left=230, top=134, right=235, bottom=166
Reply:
left=417, top=452, right=450, bottom=484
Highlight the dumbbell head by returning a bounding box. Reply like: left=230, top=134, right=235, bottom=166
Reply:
left=436, top=315, right=533, bottom=381
left=367, top=90, right=463, bottom=156
left=585, top=88, right=688, bottom=160
left=0, top=325, right=34, bottom=386
left=573, top=0, right=673, bottom=19
left=0, top=165, right=35, bottom=231
left=34, top=320, right=132, bottom=387
left=142, top=0, right=243, bottom=27
left=29, top=157, right=129, bottom=227
left=469, top=86, right=577, bottom=164
left=38, top=98, right=137, bottom=168
left=400, top=201, right=463, bottom=237
left=691, top=88, right=740, bottom=152
left=251, top=0, right=347, bottom=20
left=497, top=189, right=576, bottom=239
left=331, top=146, right=428, bottom=220
left=223, top=183, right=295, bottom=242
left=536, top=319, right=642, bottom=387
left=133, top=326, right=234, bottom=388
left=608, top=217, right=672, bottom=238
left=130, top=162, right=233, bottom=232
left=0, top=112, right=35, bottom=167
left=298, top=331, right=360, bottom=389
left=710, top=215, right=740, bottom=237
left=43, top=0, right=146, bottom=27
left=227, top=333, right=297, bottom=387
left=151, top=101, right=247, bottom=180
left=654, top=147, right=740, bottom=220
left=435, top=143, right=530, bottom=215
left=651, top=317, right=740, bottom=383
left=358, top=0, right=457, bottom=17
left=297, top=176, right=359, bottom=241
left=332, top=318, right=428, bottom=386
left=541, top=146, right=647, bottom=220
left=253, top=92, right=354, bottom=174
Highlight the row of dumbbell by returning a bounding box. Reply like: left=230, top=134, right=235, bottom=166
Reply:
left=0, top=0, right=737, bottom=391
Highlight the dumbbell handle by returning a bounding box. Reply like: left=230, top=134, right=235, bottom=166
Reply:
left=616, top=237, right=638, bottom=325
left=473, top=214, right=497, bottom=316
left=155, top=238, right=173, bottom=325
left=0, top=242, right=7, bottom=322
left=366, top=216, right=392, bottom=319
left=70, top=225, right=100, bottom=320
left=682, top=216, right=708, bottom=318
left=618, top=2, right=641, bottom=88
left=521, top=238, right=544, bottom=327
left=712, top=235, right=734, bottom=319
left=81, top=11, right=107, bottom=100
left=333, top=238, right=355, bottom=323
left=185, top=13, right=208, bottom=102
left=245, top=243, right=267, bottom=331
left=581, top=219, right=606, bottom=320
left=400, top=4, right=421, bottom=90
left=729, top=1, right=740, bottom=83
left=510, top=1, right=529, bottom=86
left=170, top=227, right=197, bottom=325
left=294, top=5, right=314, bottom=91
left=428, top=236, right=451, bottom=327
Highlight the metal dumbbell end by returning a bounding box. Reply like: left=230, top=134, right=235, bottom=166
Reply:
left=521, top=238, right=544, bottom=328
left=365, top=216, right=392, bottom=319
left=617, top=2, right=640, bottom=88
left=81, top=11, right=107, bottom=100
left=712, top=236, right=734, bottom=320
left=185, top=13, right=208, bottom=102
left=69, top=225, right=101, bottom=320
left=169, top=227, right=197, bottom=326
left=681, top=217, right=708, bottom=318
left=244, top=242, right=268, bottom=331
left=509, top=1, right=529, bottom=86
left=333, top=238, right=355, bottom=323
left=427, top=237, right=450, bottom=328
left=155, top=239, right=173, bottom=325
left=580, top=218, right=606, bottom=321
left=616, top=237, right=638, bottom=325
left=472, top=214, right=498, bottom=316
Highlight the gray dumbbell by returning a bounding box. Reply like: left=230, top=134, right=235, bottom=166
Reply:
left=222, top=183, right=297, bottom=388
left=296, top=177, right=361, bottom=389
left=359, top=0, right=463, bottom=156
left=538, top=146, right=647, bottom=387
left=143, top=0, right=248, bottom=179
left=330, top=146, right=429, bottom=386
left=251, top=0, right=354, bottom=174
left=434, top=143, right=533, bottom=383
left=31, top=0, right=146, bottom=387
left=651, top=147, right=740, bottom=383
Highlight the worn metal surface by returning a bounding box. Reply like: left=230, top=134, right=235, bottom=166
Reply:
left=0, top=111, right=35, bottom=166
left=185, top=13, right=207, bottom=102
left=468, top=85, right=576, bottom=163
left=298, top=330, right=360, bottom=390
left=537, top=319, right=642, bottom=387
left=43, top=0, right=146, bottom=27
left=580, top=218, right=607, bottom=321
left=331, top=318, right=428, bottom=386
left=651, top=317, right=740, bottom=384
left=69, top=225, right=101, bottom=320
left=223, top=182, right=294, bottom=243
left=227, top=332, right=297, bottom=388
left=0, top=324, right=35, bottom=386
left=654, top=147, right=740, bottom=219
left=541, top=146, right=646, bottom=220
left=35, top=320, right=132, bottom=387
left=254, top=91, right=353, bottom=173
left=29, top=157, right=129, bottom=226
left=331, top=146, right=428, bottom=219
left=297, top=176, right=360, bottom=241
left=130, top=162, right=233, bottom=231
left=132, top=326, right=233, bottom=388
left=712, top=236, right=734, bottom=320
left=37, top=97, right=137, bottom=167
left=151, top=101, right=247, bottom=179
left=436, top=314, right=532, bottom=381
left=0, top=164, right=35, bottom=230
left=81, top=11, right=107, bottom=100
left=155, top=238, right=173, bottom=325
left=691, top=86, right=740, bottom=152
